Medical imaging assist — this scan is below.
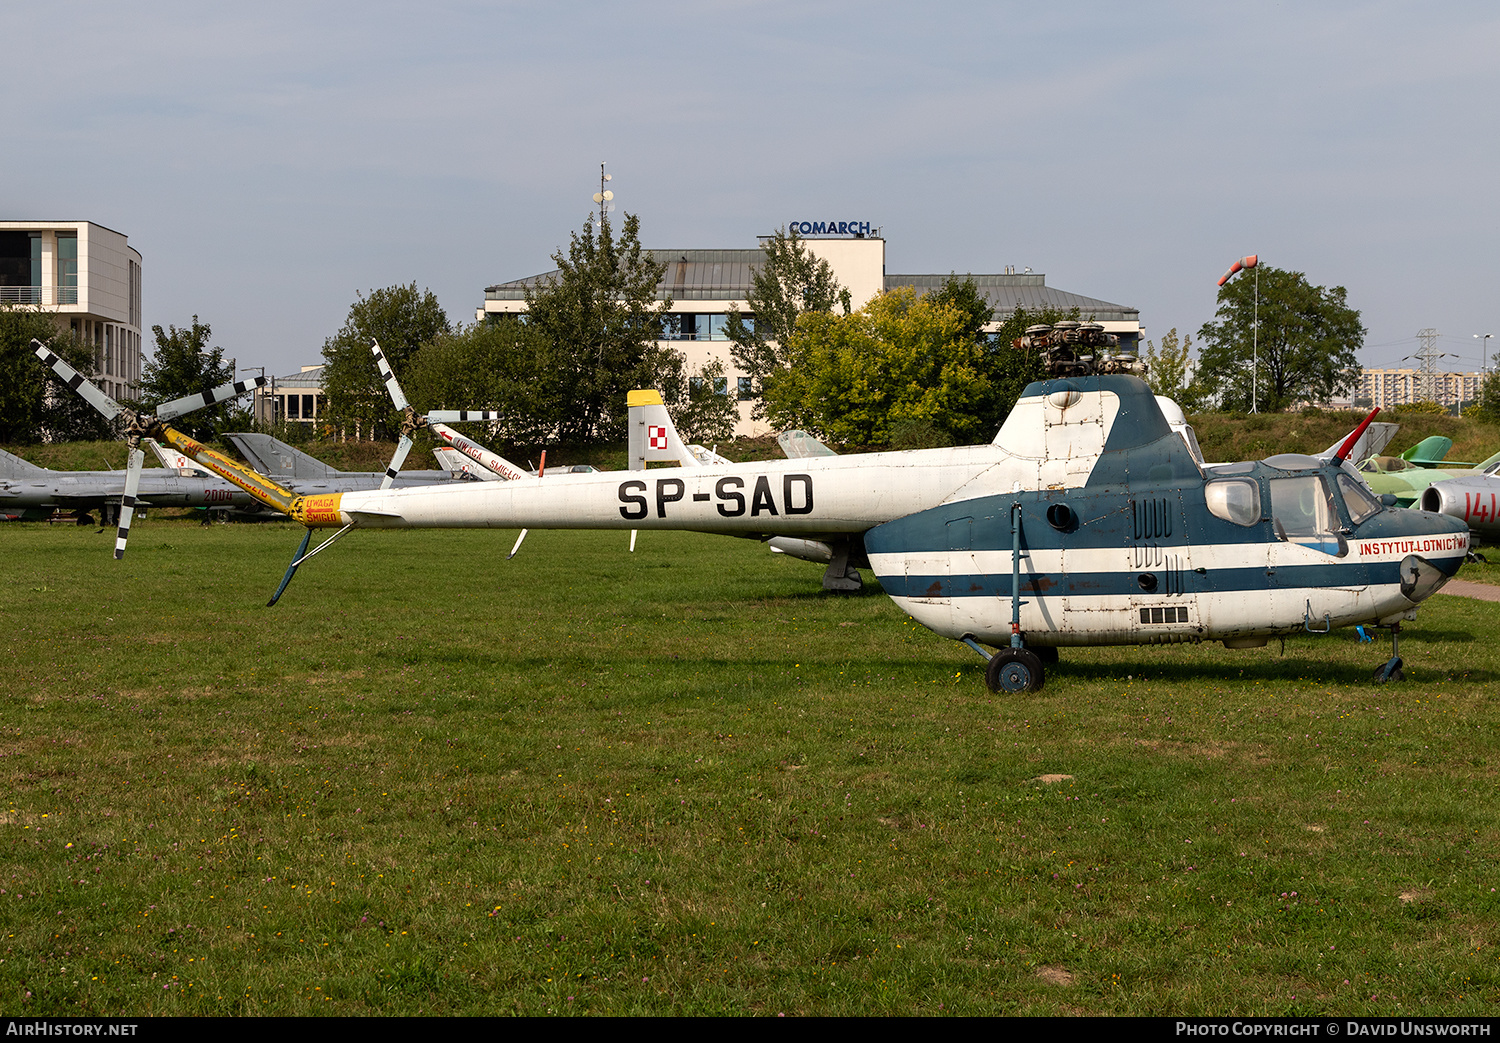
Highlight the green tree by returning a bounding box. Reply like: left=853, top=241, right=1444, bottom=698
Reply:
left=725, top=227, right=851, bottom=417
left=523, top=212, right=675, bottom=444
left=403, top=318, right=553, bottom=446
left=1469, top=370, right=1500, bottom=421
left=139, top=316, right=243, bottom=441
left=764, top=288, right=992, bottom=446
left=1143, top=327, right=1192, bottom=398
left=656, top=356, right=739, bottom=447
left=0, top=306, right=111, bottom=444
left=1196, top=266, right=1363, bottom=412
left=321, top=284, right=450, bottom=439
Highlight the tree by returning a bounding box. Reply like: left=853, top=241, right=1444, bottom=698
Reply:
left=1467, top=370, right=1500, bottom=422
left=0, top=306, right=111, bottom=444
left=139, top=316, right=242, bottom=441
left=523, top=212, right=675, bottom=444
left=403, top=317, right=553, bottom=447
left=725, top=227, right=851, bottom=417
left=656, top=356, right=739, bottom=447
left=1143, top=327, right=1192, bottom=398
left=1196, top=266, right=1363, bottom=412
left=763, top=287, right=993, bottom=447
left=321, top=284, right=450, bottom=439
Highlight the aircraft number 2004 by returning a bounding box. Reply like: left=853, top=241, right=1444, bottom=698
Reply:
left=618, top=474, right=814, bottom=520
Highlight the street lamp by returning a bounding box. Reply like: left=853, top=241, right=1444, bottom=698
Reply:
left=1217, top=254, right=1259, bottom=412
left=242, top=366, right=275, bottom=425
left=1476, top=333, right=1493, bottom=411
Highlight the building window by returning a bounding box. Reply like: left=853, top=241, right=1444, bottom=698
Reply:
left=56, top=234, right=77, bottom=305
left=738, top=377, right=754, bottom=400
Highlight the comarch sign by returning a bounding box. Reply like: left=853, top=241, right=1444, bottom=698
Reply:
left=789, top=220, right=872, bottom=237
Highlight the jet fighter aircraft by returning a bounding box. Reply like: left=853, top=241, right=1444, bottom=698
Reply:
left=1418, top=459, right=1500, bottom=548
left=0, top=445, right=265, bottom=523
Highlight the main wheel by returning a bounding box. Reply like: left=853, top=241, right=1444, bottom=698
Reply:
left=986, top=648, right=1045, bottom=693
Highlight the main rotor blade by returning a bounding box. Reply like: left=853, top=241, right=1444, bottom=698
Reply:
left=428, top=410, right=504, bottom=422
left=155, top=376, right=266, bottom=421
left=32, top=341, right=123, bottom=420
left=370, top=340, right=410, bottom=412
left=114, top=447, right=145, bottom=559
left=381, top=435, right=413, bottom=490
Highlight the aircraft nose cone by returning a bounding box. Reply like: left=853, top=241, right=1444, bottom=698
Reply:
left=1399, top=554, right=1450, bottom=604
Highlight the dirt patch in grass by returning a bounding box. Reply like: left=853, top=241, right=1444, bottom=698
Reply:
left=1037, top=966, right=1075, bottom=986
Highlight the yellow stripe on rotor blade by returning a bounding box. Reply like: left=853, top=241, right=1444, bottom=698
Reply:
left=294, top=494, right=347, bottom=527
left=163, top=428, right=300, bottom=514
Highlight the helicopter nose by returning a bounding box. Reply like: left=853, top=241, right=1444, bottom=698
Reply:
left=1399, top=554, right=1450, bottom=604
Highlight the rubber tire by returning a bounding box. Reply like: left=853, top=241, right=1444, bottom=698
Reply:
left=986, top=648, right=1045, bottom=693
left=1372, top=658, right=1405, bottom=683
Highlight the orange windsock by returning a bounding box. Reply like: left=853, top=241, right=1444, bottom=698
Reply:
left=1217, top=254, right=1259, bottom=286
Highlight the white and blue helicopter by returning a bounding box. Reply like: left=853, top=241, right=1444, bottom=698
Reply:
left=36, top=328, right=1470, bottom=691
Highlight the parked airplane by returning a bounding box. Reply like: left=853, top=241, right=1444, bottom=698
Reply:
left=43, top=327, right=1468, bottom=692
left=1418, top=460, right=1500, bottom=548
left=1356, top=436, right=1500, bottom=507
left=222, top=432, right=474, bottom=492
left=2, top=384, right=267, bottom=532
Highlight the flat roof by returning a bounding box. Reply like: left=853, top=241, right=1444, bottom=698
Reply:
left=486, top=249, right=1137, bottom=319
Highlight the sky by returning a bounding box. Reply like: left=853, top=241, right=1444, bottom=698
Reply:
left=8, top=1, right=1499, bottom=380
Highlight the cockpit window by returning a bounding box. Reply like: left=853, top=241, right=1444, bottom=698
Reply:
left=1336, top=473, right=1382, bottom=525
left=1205, top=478, right=1260, bottom=527
left=1269, top=474, right=1347, bottom=555
left=1270, top=475, right=1336, bottom=538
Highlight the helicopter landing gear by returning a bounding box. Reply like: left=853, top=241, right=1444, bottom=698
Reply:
left=986, top=647, right=1045, bottom=693
left=1371, top=623, right=1405, bottom=683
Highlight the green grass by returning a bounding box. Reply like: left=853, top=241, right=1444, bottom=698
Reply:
left=2, top=519, right=1499, bottom=1015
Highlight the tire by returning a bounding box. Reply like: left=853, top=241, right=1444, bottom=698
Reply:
left=986, top=648, right=1045, bottom=693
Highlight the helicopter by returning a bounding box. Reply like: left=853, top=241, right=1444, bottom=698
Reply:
left=37, top=327, right=1470, bottom=691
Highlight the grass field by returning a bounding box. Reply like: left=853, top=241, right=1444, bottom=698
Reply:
left=2, top=518, right=1499, bottom=1016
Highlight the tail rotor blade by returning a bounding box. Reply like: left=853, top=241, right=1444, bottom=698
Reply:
left=155, top=376, right=267, bottom=422
left=381, top=435, right=413, bottom=490
left=114, top=447, right=145, bottom=560
left=32, top=340, right=122, bottom=421
left=370, top=340, right=410, bottom=411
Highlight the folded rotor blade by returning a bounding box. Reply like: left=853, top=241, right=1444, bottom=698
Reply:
left=114, top=447, right=145, bottom=559
left=431, top=423, right=527, bottom=480
left=370, top=340, right=410, bottom=411
left=427, top=410, right=504, bottom=422
left=32, top=341, right=123, bottom=420
left=155, top=376, right=267, bottom=422
left=381, top=435, right=413, bottom=490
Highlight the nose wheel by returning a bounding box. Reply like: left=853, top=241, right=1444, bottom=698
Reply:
left=1370, top=624, right=1405, bottom=684
left=986, top=648, right=1045, bottom=693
